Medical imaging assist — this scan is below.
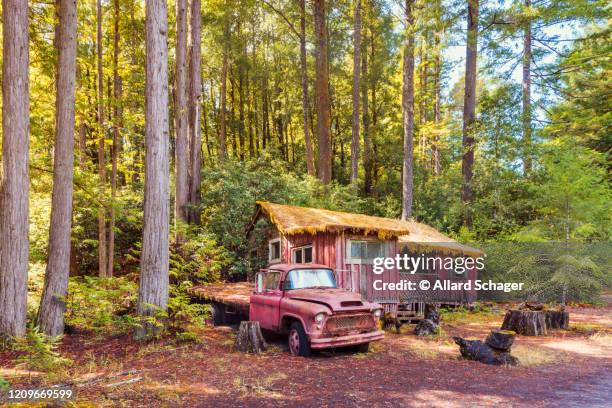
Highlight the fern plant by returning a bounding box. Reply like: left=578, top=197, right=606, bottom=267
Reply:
left=13, top=327, right=72, bottom=372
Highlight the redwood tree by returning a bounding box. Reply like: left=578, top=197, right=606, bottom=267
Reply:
left=38, top=0, right=78, bottom=336
left=461, top=0, right=479, bottom=228
left=313, top=0, right=332, bottom=184
left=188, top=0, right=202, bottom=224
left=401, top=0, right=415, bottom=220
left=137, top=0, right=170, bottom=339
left=96, top=0, right=107, bottom=277
left=175, top=0, right=189, bottom=226
left=0, top=0, right=30, bottom=339
left=350, top=0, right=361, bottom=186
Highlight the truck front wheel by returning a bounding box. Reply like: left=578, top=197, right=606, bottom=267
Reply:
left=288, top=322, right=311, bottom=357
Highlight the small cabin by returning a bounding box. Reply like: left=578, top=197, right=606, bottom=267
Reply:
left=247, top=201, right=484, bottom=316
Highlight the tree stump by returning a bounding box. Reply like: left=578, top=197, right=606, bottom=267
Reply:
left=485, top=329, right=516, bottom=351
left=424, top=303, right=440, bottom=325
left=235, top=321, right=267, bottom=353
left=501, top=310, right=548, bottom=336
left=545, top=310, right=569, bottom=329
left=453, top=336, right=519, bottom=366
left=414, top=319, right=438, bottom=336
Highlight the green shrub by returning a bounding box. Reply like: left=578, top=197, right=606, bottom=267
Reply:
left=65, top=276, right=138, bottom=335
left=13, top=327, right=72, bottom=372
left=0, top=375, right=9, bottom=392
left=169, top=232, right=232, bottom=284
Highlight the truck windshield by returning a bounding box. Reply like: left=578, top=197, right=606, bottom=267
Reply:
left=284, top=269, right=337, bottom=290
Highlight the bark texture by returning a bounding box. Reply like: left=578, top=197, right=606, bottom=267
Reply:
left=461, top=0, right=478, bottom=228
left=37, top=0, right=78, bottom=337
left=175, top=0, right=189, bottom=226
left=219, top=17, right=229, bottom=159
left=299, top=0, right=315, bottom=177
left=235, top=321, right=267, bottom=353
left=0, top=0, right=30, bottom=339
left=313, top=0, right=332, bottom=184
left=401, top=0, right=415, bottom=220
left=188, top=0, right=202, bottom=224
left=501, top=310, right=547, bottom=336
left=350, top=0, right=361, bottom=186
left=522, top=0, right=532, bottom=174
left=108, top=0, right=122, bottom=277
left=96, top=0, right=108, bottom=277
left=137, top=0, right=170, bottom=340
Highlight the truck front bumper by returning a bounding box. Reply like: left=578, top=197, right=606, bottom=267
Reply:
left=309, top=330, right=385, bottom=349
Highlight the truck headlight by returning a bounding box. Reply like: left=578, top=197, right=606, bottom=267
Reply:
left=373, top=309, right=382, bottom=318
left=315, top=313, right=325, bottom=323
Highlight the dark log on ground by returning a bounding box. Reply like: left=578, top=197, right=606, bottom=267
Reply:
left=453, top=336, right=519, bottom=366
left=501, top=309, right=548, bottom=336
left=414, top=318, right=438, bottom=336
left=424, top=303, right=439, bottom=325
left=546, top=310, right=569, bottom=329
left=235, top=321, right=267, bottom=353
left=485, top=329, right=516, bottom=351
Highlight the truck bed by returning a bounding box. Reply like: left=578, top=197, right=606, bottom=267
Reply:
left=189, top=281, right=252, bottom=315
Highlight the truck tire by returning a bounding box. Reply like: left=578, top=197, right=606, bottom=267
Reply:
left=288, top=322, right=311, bottom=357
left=211, top=302, right=226, bottom=326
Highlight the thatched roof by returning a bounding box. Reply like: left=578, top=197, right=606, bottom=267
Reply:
left=255, top=202, right=484, bottom=256
left=397, top=221, right=485, bottom=257
left=256, top=201, right=412, bottom=239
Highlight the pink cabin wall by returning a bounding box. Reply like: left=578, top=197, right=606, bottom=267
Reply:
left=269, top=230, right=477, bottom=307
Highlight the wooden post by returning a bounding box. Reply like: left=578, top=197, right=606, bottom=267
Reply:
left=235, top=321, right=267, bottom=353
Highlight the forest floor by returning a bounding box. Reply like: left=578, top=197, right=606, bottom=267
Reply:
left=1, top=301, right=611, bottom=407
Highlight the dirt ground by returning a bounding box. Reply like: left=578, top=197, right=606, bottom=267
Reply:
left=1, top=302, right=611, bottom=408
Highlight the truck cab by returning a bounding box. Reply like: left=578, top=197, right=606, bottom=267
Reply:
left=250, top=263, right=385, bottom=356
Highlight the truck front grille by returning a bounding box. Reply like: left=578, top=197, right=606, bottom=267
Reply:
left=325, top=314, right=375, bottom=335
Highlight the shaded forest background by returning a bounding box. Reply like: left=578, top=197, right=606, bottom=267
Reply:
left=0, top=0, right=609, bottom=340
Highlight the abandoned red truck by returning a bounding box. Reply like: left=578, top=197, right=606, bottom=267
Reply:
left=190, top=263, right=385, bottom=357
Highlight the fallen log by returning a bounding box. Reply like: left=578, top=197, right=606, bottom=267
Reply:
left=235, top=321, right=267, bottom=353
left=485, top=329, right=516, bottom=351
left=501, top=310, right=548, bottom=336
left=453, top=336, right=519, bottom=366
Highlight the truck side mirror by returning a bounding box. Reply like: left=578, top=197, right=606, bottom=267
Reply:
left=255, top=272, right=264, bottom=293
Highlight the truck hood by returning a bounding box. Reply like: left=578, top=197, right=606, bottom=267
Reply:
left=285, top=288, right=373, bottom=312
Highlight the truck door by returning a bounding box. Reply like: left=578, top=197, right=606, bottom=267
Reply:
left=249, top=271, right=282, bottom=331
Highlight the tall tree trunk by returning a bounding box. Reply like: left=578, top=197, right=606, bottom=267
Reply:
left=461, top=0, right=478, bottom=228
left=96, top=0, right=107, bottom=277
left=137, top=0, right=170, bottom=340
left=522, top=0, right=532, bottom=174
left=299, top=0, right=315, bottom=177
left=401, top=0, right=415, bottom=220
left=362, top=7, right=372, bottom=195
left=0, top=0, right=30, bottom=339
left=38, top=0, right=77, bottom=336
left=431, top=4, right=442, bottom=176
left=108, top=0, right=122, bottom=276
left=219, top=18, right=229, bottom=159
left=350, top=0, right=361, bottom=186
left=313, top=0, right=332, bottom=185
left=175, top=0, right=189, bottom=228
left=188, top=0, right=202, bottom=224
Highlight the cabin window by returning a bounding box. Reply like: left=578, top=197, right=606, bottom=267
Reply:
left=347, top=240, right=385, bottom=263
left=292, top=245, right=313, bottom=264
left=263, top=271, right=281, bottom=290
left=269, top=238, right=281, bottom=263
